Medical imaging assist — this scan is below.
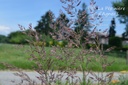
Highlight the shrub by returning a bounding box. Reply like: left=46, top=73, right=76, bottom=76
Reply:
left=8, top=31, right=29, bottom=44
left=0, top=35, right=8, bottom=43
left=109, top=37, right=122, bottom=49
left=40, top=34, right=53, bottom=46
left=122, top=44, right=128, bottom=51
left=57, top=40, right=68, bottom=47
left=33, top=41, right=46, bottom=46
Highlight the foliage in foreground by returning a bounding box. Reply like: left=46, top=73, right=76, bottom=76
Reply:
left=1, top=0, right=128, bottom=85
left=0, top=44, right=127, bottom=71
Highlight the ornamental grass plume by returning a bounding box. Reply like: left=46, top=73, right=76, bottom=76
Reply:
left=1, top=0, right=117, bottom=85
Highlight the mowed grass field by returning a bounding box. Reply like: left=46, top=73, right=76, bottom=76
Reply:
left=0, top=44, right=128, bottom=72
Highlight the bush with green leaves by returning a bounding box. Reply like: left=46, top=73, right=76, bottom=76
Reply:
left=121, top=44, right=128, bottom=51
left=0, top=35, right=8, bottom=43
left=109, top=37, right=122, bottom=50
left=8, top=31, right=29, bottom=44
left=40, top=34, right=53, bottom=46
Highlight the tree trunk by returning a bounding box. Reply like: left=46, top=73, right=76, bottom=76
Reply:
left=126, top=50, right=128, bottom=65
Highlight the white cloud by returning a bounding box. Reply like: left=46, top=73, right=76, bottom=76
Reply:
left=0, top=25, right=11, bottom=36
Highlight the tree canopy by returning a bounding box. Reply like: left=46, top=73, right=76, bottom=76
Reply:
left=8, top=31, right=28, bottom=44
left=109, top=18, right=116, bottom=37
left=34, top=10, right=55, bottom=35
left=0, top=35, right=8, bottom=43
left=113, top=0, right=128, bottom=38
left=74, top=3, right=91, bottom=43
left=56, top=13, right=69, bottom=30
left=74, top=3, right=90, bottom=34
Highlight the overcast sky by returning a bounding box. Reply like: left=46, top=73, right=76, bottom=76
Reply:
left=0, top=0, right=125, bottom=36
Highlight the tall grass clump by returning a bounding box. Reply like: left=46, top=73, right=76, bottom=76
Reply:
left=1, top=0, right=117, bottom=85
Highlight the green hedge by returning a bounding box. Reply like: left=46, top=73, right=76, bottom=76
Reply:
left=109, top=37, right=122, bottom=48
left=8, top=31, right=29, bottom=44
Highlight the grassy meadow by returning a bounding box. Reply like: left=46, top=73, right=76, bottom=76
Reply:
left=0, top=44, right=128, bottom=72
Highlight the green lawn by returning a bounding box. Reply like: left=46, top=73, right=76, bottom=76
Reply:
left=0, top=44, right=32, bottom=69
left=0, top=44, right=128, bottom=72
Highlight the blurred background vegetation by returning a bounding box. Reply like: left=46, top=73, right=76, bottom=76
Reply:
left=0, top=0, right=128, bottom=51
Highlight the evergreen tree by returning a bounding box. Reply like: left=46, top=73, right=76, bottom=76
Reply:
left=75, top=3, right=90, bottom=33
left=108, top=18, right=122, bottom=48
left=122, top=22, right=128, bottom=38
left=109, top=18, right=116, bottom=37
left=35, top=10, right=55, bottom=35
left=74, top=3, right=91, bottom=43
left=56, top=13, right=69, bottom=30
left=113, top=0, right=128, bottom=38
